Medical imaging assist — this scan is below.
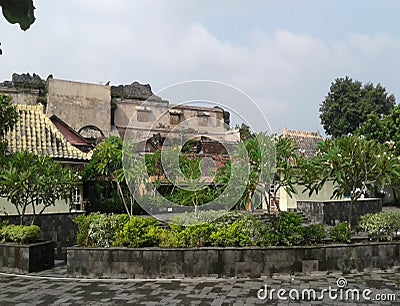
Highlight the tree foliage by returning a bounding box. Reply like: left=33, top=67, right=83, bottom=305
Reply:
left=0, top=95, right=18, bottom=158
left=83, top=136, right=147, bottom=216
left=301, top=135, right=400, bottom=228
left=320, top=76, right=395, bottom=138
left=0, top=152, right=76, bottom=224
left=357, top=104, right=400, bottom=155
left=268, top=136, right=299, bottom=212
left=0, top=0, right=35, bottom=30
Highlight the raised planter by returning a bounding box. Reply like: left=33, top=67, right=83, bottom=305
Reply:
left=0, top=241, right=55, bottom=273
left=67, top=241, right=400, bottom=279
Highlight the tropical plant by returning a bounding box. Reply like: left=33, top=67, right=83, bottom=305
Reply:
left=301, top=135, right=400, bottom=229
left=266, top=136, right=300, bottom=212
left=83, top=137, right=147, bottom=216
left=0, top=151, right=76, bottom=224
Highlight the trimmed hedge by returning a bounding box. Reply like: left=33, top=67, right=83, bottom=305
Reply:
left=0, top=224, right=41, bottom=244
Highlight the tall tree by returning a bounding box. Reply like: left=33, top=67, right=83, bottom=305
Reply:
left=301, top=135, right=400, bottom=229
left=83, top=136, right=147, bottom=216
left=320, top=77, right=395, bottom=138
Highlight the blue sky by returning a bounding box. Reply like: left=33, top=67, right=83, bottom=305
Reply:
left=1, top=0, right=400, bottom=135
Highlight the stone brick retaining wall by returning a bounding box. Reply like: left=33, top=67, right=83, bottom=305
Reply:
left=0, top=212, right=83, bottom=260
left=297, top=198, right=382, bottom=225
left=67, top=241, right=400, bottom=278
left=0, top=241, right=55, bottom=273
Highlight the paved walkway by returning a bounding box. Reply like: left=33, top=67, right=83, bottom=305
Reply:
left=0, top=262, right=399, bottom=305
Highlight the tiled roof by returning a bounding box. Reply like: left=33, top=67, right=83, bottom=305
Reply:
left=282, top=128, right=324, bottom=158
left=5, top=104, right=92, bottom=161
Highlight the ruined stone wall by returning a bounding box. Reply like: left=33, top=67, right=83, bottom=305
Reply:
left=46, top=79, right=111, bottom=136
left=114, top=99, right=228, bottom=141
left=0, top=86, right=40, bottom=105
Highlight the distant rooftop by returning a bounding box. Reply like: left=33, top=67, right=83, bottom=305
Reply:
left=282, top=128, right=324, bottom=158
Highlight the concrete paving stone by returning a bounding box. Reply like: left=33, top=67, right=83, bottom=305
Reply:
left=0, top=264, right=399, bottom=305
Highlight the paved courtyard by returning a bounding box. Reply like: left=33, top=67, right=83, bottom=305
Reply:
left=0, top=262, right=399, bottom=305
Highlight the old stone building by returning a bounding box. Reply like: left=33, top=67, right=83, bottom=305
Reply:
left=0, top=74, right=238, bottom=144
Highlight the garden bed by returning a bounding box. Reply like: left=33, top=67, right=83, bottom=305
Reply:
left=0, top=241, right=55, bottom=273
left=67, top=240, right=400, bottom=279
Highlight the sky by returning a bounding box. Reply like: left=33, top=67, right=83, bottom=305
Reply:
left=1, top=0, right=400, bottom=135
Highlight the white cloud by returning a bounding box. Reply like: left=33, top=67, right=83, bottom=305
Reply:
left=1, top=1, right=400, bottom=135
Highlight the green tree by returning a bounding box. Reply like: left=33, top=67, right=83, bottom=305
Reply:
left=0, top=0, right=35, bottom=30
left=235, top=123, right=254, bottom=142
left=0, top=152, right=76, bottom=224
left=267, top=136, right=299, bottom=212
left=84, top=136, right=147, bottom=216
left=357, top=105, right=400, bottom=155
left=0, top=0, right=36, bottom=55
left=320, top=76, right=395, bottom=138
left=0, top=95, right=18, bottom=160
left=301, top=135, right=400, bottom=229
left=221, top=132, right=275, bottom=210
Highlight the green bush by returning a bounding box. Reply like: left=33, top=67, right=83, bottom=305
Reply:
left=0, top=224, right=41, bottom=244
left=267, top=212, right=303, bottom=246
left=302, top=224, right=326, bottom=245
left=113, top=216, right=161, bottom=247
left=173, top=223, right=215, bottom=247
left=211, top=214, right=270, bottom=247
left=74, top=213, right=129, bottom=247
left=329, top=222, right=351, bottom=243
left=358, top=212, right=400, bottom=241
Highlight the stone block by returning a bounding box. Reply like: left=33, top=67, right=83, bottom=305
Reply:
left=302, top=260, right=318, bottom=275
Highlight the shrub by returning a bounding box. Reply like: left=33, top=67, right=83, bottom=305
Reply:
left=0, top=224, right=41, bottom=244
left=329, top=222, right=351, bottom=243
left=74, top=213, right=129, bottom=247
left=173, top=223, right=215, bottom=247
left=302, top=224, right=326, bottom=245
left=267, top=212, right=303, bottom=246
left=113, top=216, right=161, bottom=247
left=358, top=212, right=400, bottom=241
left=211, top=214, right=269, bottom=247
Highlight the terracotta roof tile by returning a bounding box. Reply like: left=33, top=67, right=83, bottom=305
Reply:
left=5, top=104, right=92, bottom=161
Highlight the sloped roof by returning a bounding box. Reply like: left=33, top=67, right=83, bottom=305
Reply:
left=5, top=104, right=91, bottom=161
left=50, top=115, right=93, bottom=152
left=282, top=128, right=324, bottom=158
